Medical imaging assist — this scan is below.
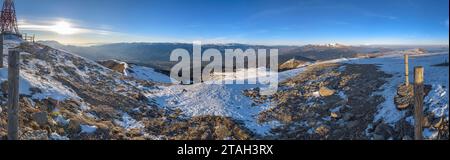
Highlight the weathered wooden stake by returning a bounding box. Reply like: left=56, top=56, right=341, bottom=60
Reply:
left=8, top=49, right=20, bottom=140
left=404, top=54, right=409, bottom=86
left=0, top=34, right=3, bottom=68
left=414, top=66, right=424, bottom=140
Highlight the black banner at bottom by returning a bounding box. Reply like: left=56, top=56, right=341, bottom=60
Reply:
left=1, top=140, right=448, bottom=159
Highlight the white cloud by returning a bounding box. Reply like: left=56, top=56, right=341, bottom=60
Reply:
left=18, top=18, right=114, bottom=35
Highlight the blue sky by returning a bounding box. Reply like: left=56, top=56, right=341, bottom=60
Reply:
left=14, top=0, right=449, bottom=45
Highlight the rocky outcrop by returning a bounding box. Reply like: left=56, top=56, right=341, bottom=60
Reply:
left=395, top=84, right=414, bottom=110
left=259, top=63, right=391, bottom=140
left=279, top=58, right=309, bottom=71
left=97, top=60, right=128, bottom=75
left=394, top=84, right=432, bottom=110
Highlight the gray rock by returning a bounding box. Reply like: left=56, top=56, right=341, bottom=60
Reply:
left=374, top=123, right=394, bottom=137
left=20, top=130, right=49, bottom=140
left=373, top=134, right=385, bottom=140
left=346, top=121, right=359, bottom=128
left=343, top=113, right=353, bottom=121
left=331, top=112, right=342, bottom=119
left=32, top=112, right=49, bottom=126
left=68, top=119, right=82, bottom=134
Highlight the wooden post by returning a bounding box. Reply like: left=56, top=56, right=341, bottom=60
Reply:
left=8, top=49, right=20, bottom=140
left=0, top=34, right=3, bottom=68
left=404, top=54, right=409, bottom=86
left=414, top=66, right=424, bottom=140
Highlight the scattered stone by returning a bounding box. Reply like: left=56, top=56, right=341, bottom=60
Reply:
left=374, top=123, right=394, bottom=137
left=1, top=81, right=8, bottom=95
left=346, top=121, right=359, bottom=128
left=433, top=118, right=444, bottom=129
left=21, top=130, right=49, bottom=140
left=397, top=84, right=413, bottom=97
left=342, top=113, right=353, bottom=121
left=68, top=119, right=82, bottom=134
left=57, top=128, right=66, bottom=135
left=319, top=87, right=335, bottom=97
left=423, top=116, right=431, bottom=128
left=23, top=97, right=35, bottom=108
left=331, top=112, right=341, bottom=119
left=214, top=125, right=233, bottom=139
left=0, top=131, right=7, bottom=140
left=32, top=112, right=49, bottom=127
left=315, top=125, right=330, bottom=136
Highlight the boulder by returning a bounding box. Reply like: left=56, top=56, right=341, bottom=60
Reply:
left=423, top=116, right=431, bottom=128
left=395, top=84, right=414, bottom=110
left=315, top=125, right=330, bottom=136
left=319, top=87, right=335, bottom=97
left=374, top=123, right=394, bottom=137
left=397, top=84, right=413, bottom=97
left=32, top=112, right=49, bottom=127
left=342, top=113, right=353, bottom=121
left=68, top=119, right=82, bottom=134
left=331, top=112, right=342, bottom=119
left=97, top=60, right=128, bottom=75
left=433, top=118, right=445, bottom=129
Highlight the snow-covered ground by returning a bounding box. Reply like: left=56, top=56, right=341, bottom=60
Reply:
left=346, top=53, right=449, bottom=125
left=145, top=52, right=449, bottom=138
left=127, top=65, right=173, bottom=83
left=146, top=68, right=299, bottom=135
left=1, top=40, right=81, bottom=101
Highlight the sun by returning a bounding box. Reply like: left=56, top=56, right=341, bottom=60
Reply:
left=50, top=21, right=80, bottom=35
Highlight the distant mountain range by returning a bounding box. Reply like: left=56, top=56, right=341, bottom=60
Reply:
left=38, top=40, right=449, bottom=72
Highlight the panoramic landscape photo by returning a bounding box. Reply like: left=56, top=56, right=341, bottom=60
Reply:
left=0, top=0, right=448, bottom=140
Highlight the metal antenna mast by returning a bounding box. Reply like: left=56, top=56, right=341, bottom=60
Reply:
left=1, top=0, right=20, bottom=36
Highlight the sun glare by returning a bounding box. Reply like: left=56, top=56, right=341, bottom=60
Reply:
left=50, top=21, right=80, bottom=35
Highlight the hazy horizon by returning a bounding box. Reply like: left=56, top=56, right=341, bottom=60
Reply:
left=15, top=0, right=450, bottom=45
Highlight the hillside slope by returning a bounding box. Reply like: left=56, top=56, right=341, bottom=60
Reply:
left=0, top=41, right=252, bottom=140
